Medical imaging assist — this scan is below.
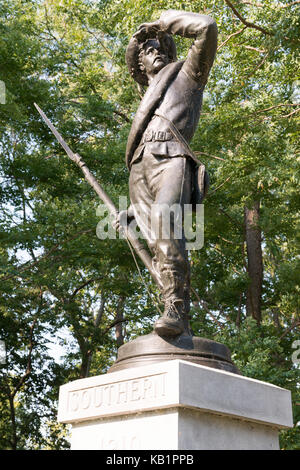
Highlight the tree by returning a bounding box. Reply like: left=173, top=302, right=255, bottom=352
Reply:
left=0, top=0, right=299, bottom=449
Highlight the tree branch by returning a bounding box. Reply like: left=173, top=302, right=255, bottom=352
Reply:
left=218, top=235, right=237, bottom=244
left=1, top=228, right=94, bottom=282
left=224, top=0, right=273, bottom=35
left=191, top=287, right=225, bottom=328
left=206, top=176, right=232, bottom=198
left=194, top=151, right=225, bottom=161
left=212, top=245, right=244, bottom=276
left=244, top=51, right=270, bottom=79
left=11, top=318, right=38, bottom=399
left=281, top=108, right=300, bottom=118
left=217, top=26, right=247, bottom=50
left=103, top=317, right=128, bottom=335
left=83, top=26, right=113, bottom=57
left=279, top=1, right=300, bottom=7
left=42, top=6, right=130, bottom=124
left=279, top=320, right=300, bottom=340
left=94, top=295, right=106, bottom=328
left=70, top=277, right=102, bottom=299
left=217, top=206, right=244, bottom=230
left=240, top=1, right=263, bottom=6
left=257, top=103, right=300, bottom=113
left=115, top=295, right=126, bottom=347
left=237, top=44, right=266, bottom=53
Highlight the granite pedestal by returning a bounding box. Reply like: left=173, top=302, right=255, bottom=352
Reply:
left=57, top=360, right=293, bottom=450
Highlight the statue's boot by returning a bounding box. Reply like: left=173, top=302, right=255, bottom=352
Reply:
left=154, top=298, right=185, bottom=336
left=154, top=271, right=185, bottom=337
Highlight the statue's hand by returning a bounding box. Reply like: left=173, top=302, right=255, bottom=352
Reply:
left=112, top=207, right=135, bottom=232
left=133, top=20, right=162, bottom=42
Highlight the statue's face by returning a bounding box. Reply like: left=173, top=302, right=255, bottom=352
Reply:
left=140, top=39, right=169, bottom=81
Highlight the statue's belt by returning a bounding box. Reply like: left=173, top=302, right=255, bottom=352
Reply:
left=154, top=112, right=203, bottom=167
left=152, top=113, right=209, bottom=202
left=142, top=130, right=174, bottom=143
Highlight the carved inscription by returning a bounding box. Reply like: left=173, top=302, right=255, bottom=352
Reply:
left=68, top=373, right=166, bottom=414
left=99, top=433, right=141, bottom=450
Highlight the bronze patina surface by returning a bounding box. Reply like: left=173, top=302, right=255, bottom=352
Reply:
left=124, top=10, right=218, bottom=338
left=109, top=10, right=240, bottom=374
left=109, top=333, right=240, bottom=374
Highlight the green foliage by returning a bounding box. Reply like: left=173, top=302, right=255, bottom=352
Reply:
left=0, top=0, right=299, bottom=449
left=214, top=318, right=300, bottom=450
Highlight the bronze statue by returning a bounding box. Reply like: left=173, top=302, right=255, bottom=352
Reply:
left=124, top=10, right=218, bottom=337
left=35, top=11, right=240, bottom=374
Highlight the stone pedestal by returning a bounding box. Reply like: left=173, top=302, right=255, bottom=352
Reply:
left=57, top=360, right=293, bottom=450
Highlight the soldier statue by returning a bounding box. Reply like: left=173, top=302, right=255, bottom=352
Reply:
left=124, top=10, right=218, bottom=337
left=35, top=10, right=240, bottom=373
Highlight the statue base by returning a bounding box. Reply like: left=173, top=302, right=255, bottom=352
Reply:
left=108, top=332, right=240, bottom=375
left=57, top=359, right=293, bottom=450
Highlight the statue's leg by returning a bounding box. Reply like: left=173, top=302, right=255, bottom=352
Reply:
left=129, top=153, right=192, bottom=336
left=129, top=157, right=155, bottom=248
left=145, top=155, right=192, bottom=336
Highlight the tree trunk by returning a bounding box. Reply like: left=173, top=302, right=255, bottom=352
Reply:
left=78, top=295, right=106, bottom=379
left=244, top=200, right=263, bottom=324
left=115, top=296, right=125, bottom=348
left=8, top=395, right=17, bottom=450
left=79, top=346, right=92, bottom=379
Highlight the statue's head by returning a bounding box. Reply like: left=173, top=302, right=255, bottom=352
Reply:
left=126, top=32, right=177, bottom=87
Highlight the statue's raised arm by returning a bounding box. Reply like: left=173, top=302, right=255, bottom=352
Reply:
left=127, top=10, right=217, bottom=87
left=159, top=9, right=218, bottom=85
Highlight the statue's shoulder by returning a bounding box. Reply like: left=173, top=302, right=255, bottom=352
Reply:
left=152, top=60, right=184, bottom=86
left=141, top=61, right=184, bottom=103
